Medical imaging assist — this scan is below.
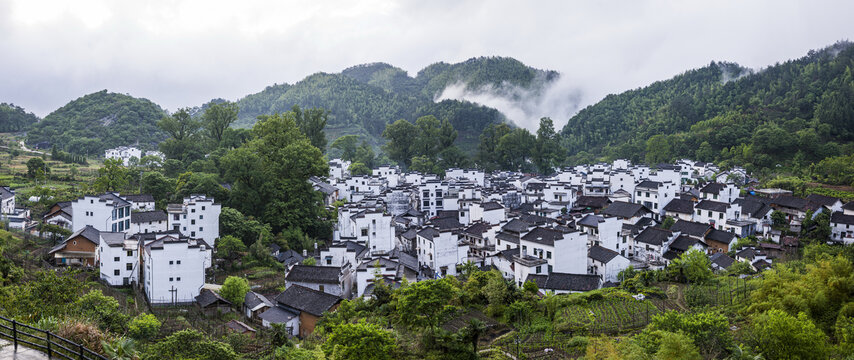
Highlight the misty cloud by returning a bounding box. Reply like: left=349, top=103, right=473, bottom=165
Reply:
left=436, top=76, right=584, bottom=131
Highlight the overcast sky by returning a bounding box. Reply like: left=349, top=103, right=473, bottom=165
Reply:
left=2, top=0, right=853, bottom=125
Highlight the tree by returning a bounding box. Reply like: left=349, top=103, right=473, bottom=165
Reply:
left=649, top=311, right=732, bottom=358
left=219, top=207, right=272, bottom=246
left=140, top=172, right=174, bottom=208
left=667, top=249, right=713, bottom=284
left=354, top=141, right=376, bottom=168
left=496, top=128, right=536, bottom=172
left=458, top=319, right=486, bottom=354
left=331, top=135, right=360, bottom=161
left=142, top=329, right=238, bottom=360
left=348, top=162, right=371, bottom=176
left=157, top=109, right=204, bottom=162
left=202, top=101, right=239, bottom=146
left=661, top=216, right=675, bottom=229
left=128, top=313, right=161, bottom=341
left=322, top=321, right=396, bottom=360
left=409, top=155, right=438, bottom=175
left=477, top=123, right=511, bottom=171
left=748, top=310, right=828, bottom=360
left=396, top=278, right=460, bottom=330
left=219, top=276, right=250, bottom=308
left=222, top=112, right=329, bottom=237
left=645, top=134, right=673, bottom=164
left=26, top=157, right=49, bottom=179
left=533, top=117, right=564, bottom=174
left=382, top=119, right=417, bottom=168
left=102, top=338, right=140, bottom=360
left=655, top=331, right=701, bottom=360
left=291, top=105, right=328, bottom=152
left=216, top=235, right=247, bottom=262
left=93, top=158, right=130, bottom=193
left=771, top=210, right=788, bottom=228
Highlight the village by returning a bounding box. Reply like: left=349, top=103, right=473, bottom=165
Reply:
left=3, top=147, right=853, bottom=342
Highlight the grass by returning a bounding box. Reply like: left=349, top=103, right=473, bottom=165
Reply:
left=0, top=133, right=102, bottom=195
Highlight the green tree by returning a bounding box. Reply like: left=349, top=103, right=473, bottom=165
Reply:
left=94, top=158, right=130, bottom=193
left=128, top=313, right=161, bottom=341
left=216, top=235, right=247, bottom=262
left=748, top=310, right=828, bottom=360
left=322, top=321, right=396, bottom=360
left=75, top=290, right=128, bottom=332
left=140, top=171, right=175, bottom=208
left=202, top=101, right=239, bottom=147
left=102, top=338, right=140, bottom=360
left=476, top=123, right=511, bottom=171
left=331, top=135, right=360, bottom=161
left=771, top=210, right=787, bottom=228
left=645, top=134, right=673, bottom=164
left=382, top=119, right=417, bottom=168
left=496, top=128, right=536, bottom=172
left=396, top=278, right=460, bottom=330
left=533, top=117, right=564, bottom=174
left=291, top=105, right=328, bottom=152
left=649, top=311, right=732, bottom=358
left=157, top=108, right=203, bottom=162
left=348, top=162, right=371, bottom=176
left=142, top=329, right=238, bottom=360
left=409, top=155, right=438, bottom=174
left=354, top=141, right=376, bottom=168
left=218, top=207, right=272, bottom=246
left=655, top=331, right=702, bottom=360
left=26, top=157, right=49, bottom=179
left=667, top=249, right=713, bottom=284
left=219, top=276, right=250, bottom=308
left=661, top=216, right=676, bottom=229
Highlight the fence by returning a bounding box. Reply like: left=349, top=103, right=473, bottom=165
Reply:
left=0, top=315, right=108, bottom=360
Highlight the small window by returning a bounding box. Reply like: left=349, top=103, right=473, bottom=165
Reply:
left=126, top=263, right=132, bottom=270
left=191, top=209, right=196, bottom=213
left=114, top=269, right=120, bottom=276
left=202, top=206, right=206, bottom=210
left=177, top=277, right=181, bottom=281
left=191, top=231, right=196, bottom=237
left=177, top=260, right=181, bottom=265
left=169, top=277, right=173, bottom=282
left=127, top=250, right=133, bottom=256
left=114, top=257, right=120, bottom=261
left=199, top=215, right=203, bottom=220
left=191, top=219, right=196, bottom=225
left=169, top=260, right=174, bottom=265
left=319, top=285, right=325, bottom=292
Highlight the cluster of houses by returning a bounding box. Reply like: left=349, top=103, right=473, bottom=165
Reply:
left=104, top=146, right=164, bottom=166
left=4, top=156, right=853, bottom=340
left=1, top=186, right=30, bottom=230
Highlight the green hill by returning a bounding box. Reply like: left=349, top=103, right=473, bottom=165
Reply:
left=27, top=90, right=167, bottom=155
left=0, top=103, right=40, bottom=132
left=560, top=41, right=854, bottom=175
left=233, top=56, right=556, bottom=153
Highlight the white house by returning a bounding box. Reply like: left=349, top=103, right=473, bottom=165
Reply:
left=1, top=187, right=15, bottom=214
left=285, top=264, right=353, bottom=298
left=105, top=146, right=142, bottom=166
left=830, top=211, right=854, bottom=245
left=167, top=195, right=221, bottom=246
left=349, top=209, right=395, bottom=255
left=694, top=200, right=741, bottom=230
left=513, top=227, right=587, bottom=287
left=417, top=226, right=466, bottom=278
left=634, top=180, right=677, bottom=218
left=123, top=194, right=156, bottom=211
left=469, top=201, right=506, bottom=225
left=699, top=183, right=739, bottom=204
left=141, top=233, right=209, bottom=304
left=588, top=245, right=631, bottom=283
left=71, top=193, right=132, bottom=233
left=445, top=169, right=486, bottom=187
left=98, top=232, right=139, bottom=286
left=131, top=211, right=169, bottom=234
left=418, top=181, right=449, bottom=217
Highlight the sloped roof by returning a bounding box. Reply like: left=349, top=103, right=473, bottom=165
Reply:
left=495, top=231, right=520, bottom=244
left=575, top=196, right=611, bottom=209
left=131, top=210, right=168, bottom=223
left=706, top=229, right=736, bottom=244
left=528, top=272, right=600, bottom=292
left=577, top=214, right=604, bottom=228
left=274, top=285, right=341, bottom=317
left=663, top=199, right=695, bottom=214
left=464, top=222, right=491, bottom=237
left=636, top=180, right=662, bottom=189
left=709, top=253, right=735, bottom=269
left=772, top=195, right=808, bottom=210
left=806, top=194, right=840, bottom=207
left=0, top=186, right=13, bottom=200
left=244, top=291, right=273, bottom=310
left=431, top=217, right=463, bottom=231
left=588, top=245, right=620, bottom=263
left=700, top=182, right=725, bottom=194
left=669, top=235, right=701, bottom=252
left=696, top=200, right=729, bottom=212
left=417, top=227, right=440, bottom=239
left=521, top=227, right=564, bottom=246
left=735, top=198, right=772, bottom=219
left=634, top=227, right=673, bottom=246
left=285, top=265, right=340, bottom=285
left=502, top=218, right=530, bottom=233
left=482, top=201, right=504, bottom=210
left=670, top=220, right=711, bottom=238
left=400, top=228, right=418, bottom=240
left=602, top=202, right=650, bottom=218
left=831, top=212, right=854, bottom=225
left=196, top=289, right=232, bottom=308
left=122, top=194, right=155, bottom=203
left=258, top=306, right=298, bottom=324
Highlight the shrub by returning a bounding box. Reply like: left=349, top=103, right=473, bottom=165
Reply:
left=128, top=313, right=161, bottom=341
left=55, top=319, right=107, bottom=355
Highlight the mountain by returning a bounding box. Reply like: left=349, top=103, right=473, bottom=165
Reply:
left=233, top=56, right=557, bottom=153
left=27, top=90, right=167, bottom=155
left=0, top=103, right=40, bottom=132
left=560, top=41, right=854, bottom=174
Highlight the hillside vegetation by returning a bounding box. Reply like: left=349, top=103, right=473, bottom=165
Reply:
left=27, top=90, right=167, bottom=155
left=0, top=103, right=40, bottom=132
left=561, top=41, right=854, bottom=180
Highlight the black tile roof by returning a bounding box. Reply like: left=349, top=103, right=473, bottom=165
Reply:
left=285, top=265, right=340, bottom=285
left=417, top=227, right=440, bottom=239
left=636, top=180, right=662, bottom=189
left=663, top=199, right=695, bottom=214
left=258, top=306, right=298, bottom=324
left=131, top=210, right=168, bottom=223
left=669, top=235, right=701, bottom=252
left=274, top=285, right=341, bottom=317
left=843, top=202, right=854, bottom=211
left=502, top=218, right=530, bottom=233
left=735, top=199, right=772, bottom=219
left=772, top=195, right=808, bottom=210
left=464, top=222, right=490, bottom=237
left=670, top=220, right=711, bottom=238
left=529, top=272, right=600, bottom=292
left=709, top=253, right=735, bottom=269
left=575, top=196, right=611, bottom=209
left=696, top=200, right=729, bottom=212
left=706, top=229, right=736, bottom=244
left=577, top=214, right=604, bottom=227
left=602, top=202, right=650, bottom=218
left=634, top=227, right=673, bottom=246
left=430, top=217, right=463, bottom=231
left=122, top=194, right=155, bottom=203
left=482, top=201, right=504, bottom=210
left=496, top=231, right=520, bottom=244
left=700, top=182, right=725, bottom=194
left=588, top=245, right=620, bottom=263
left=521, top=227, right=564, bottom=246
left=831, top=211, right=854, bottom=225
left=244, top=291, right=273, bottom=310
left=806, top=194, right=840, bottom=207
left=196, top=289, right=232, bottom=308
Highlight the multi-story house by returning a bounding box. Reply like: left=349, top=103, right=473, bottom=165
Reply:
left=71, top=193, right=132, bottom=233
left=513, top=227, right=587, bottom=286
left=634, top=180, right=677, bottom=218
left=350, top=209, right=395, bottom=255
left=699, top=183, right=739, bottom=204
left=131, top=210, right=168, bottom=234
left=98, top=232, right=139, bottom=286
left=1, top=186, right=15, bottom=214
left=830, top=211, right=854, bottom=245
left=418, top=180, right=449, bottom=217
left=167, top=195, right=221, bottom=246
left=694, top=200, right=741, bottom=230
left=140, top=233, right=209, bottom=304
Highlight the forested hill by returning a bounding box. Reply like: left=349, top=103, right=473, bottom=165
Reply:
left=27, top=90, right=167, bottom=155
left=233, top=56, right=555, bottom=153
left=0, top=103, right=40, bottom=132
left=560, top=41, right=854, bottom=175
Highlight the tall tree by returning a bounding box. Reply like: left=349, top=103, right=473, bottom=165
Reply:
left=157, top=109, right=204, bottom=162
left=292, top=105, right=329, bottom=152
left=476, top=123, right=511, bottom=171
left=202, top=101, right=239, bottom=146
left=533, top=117, right=564, bottom=174
left=331, top=135, right=360, bottom=161
left=94, top=158, right=130, bottom=193
left=382, top=119, right=417, bottom=168
left=496, top=128, right=536, bottom=172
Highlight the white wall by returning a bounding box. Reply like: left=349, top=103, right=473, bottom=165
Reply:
left=143, top=240, right=207, bottom=304
left=72, top=196, right=131, bottom=233
left=99, top=239, right=139, bottom=286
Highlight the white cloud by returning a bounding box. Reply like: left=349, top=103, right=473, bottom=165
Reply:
left=0, top=0, right=852, bottom=123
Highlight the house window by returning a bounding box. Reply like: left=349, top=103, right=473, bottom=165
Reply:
left=719, top=213, right=724, bottom=219
left=535, top=265, right=541, bottom=274
left=114, top=257, right=120, bottom=261
left=361, top=228, right=368, bottom=237
left=697, top=209, right=701, bottom=215
left=169, top=260, right=174, bottom=265
left=191, top=219, right=196, bottom=225
left=191, top=231, right=196, bottom=237
left=126, top=263, right=132, bottom=270
left=177, top=260, right=181, bottom=264
left=546, top=251, right=552, bottom=259
left=202, top=206, right=206, bottom=210
left=200, top=215, right=204, bottom=220
left=319, top=285, right=325, bottom=292
left=199, top=227, right=203, bottom=232
left=177, top=277, right=181, bottom=281
left=173, top=214, right=179, bottom=220
left=127, top=250, right=133, bottom=256
left=191, top=209, right=196, bottom=213
left=114, top=269, right=120, bottom=276
left=169, top=277, right=173, bottom=282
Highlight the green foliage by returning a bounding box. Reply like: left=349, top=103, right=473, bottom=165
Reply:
left=273, top=344, right=324, bottom=360
left=291, top=105, right=328, bottom=152
left=222, top=112, right=330, bottom=238
left=216, top=235, right=247, bottom=261
left=382, top=115, right=462, bottom=170
left=747, top=309, right=829, bottom=360
left=102, top=337, right=140, bottom=360
left=220, top=276, right=250, bottom=308
left=27, top=90, right=167, bottom=154
left=331, top=135, right=360, bottom=161
left=142, top=329, right=238, bottom=360
left=93, top=158, right=130, bottom=192
left=771, top=210, right=787, bottom=228
left=75, top=290, right=129, bottom=332
left=396, top=278, right=461, bottom=329
left=661, top=216, right=675, bottom=229
left=219, top=206, right=272, bottom=246
left=649, top=311, right=732, bottom=358
left=140, top=171, right=175, bottom=208
left=666, top=249, right=713, bottom=284
left=302, top=257, right=316, bottom=266
left=158, top=108, right=205, bottom=163
left=0, top=103, right=39, bottom=132
left=127, top=313, right=161, bottom=341
left=322, top=321, right=397, bottom=360
left=26, top=157, right=49, bottom=179
left=348, top=162, right=371, bottom=176
left=655, top=331, right=702, bottom=360
left=533, top=117, right=564, bottom=173
left=202, top=101, right=239, bottom=146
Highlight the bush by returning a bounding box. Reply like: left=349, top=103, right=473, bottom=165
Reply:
left=748, top=310, right=829, bottom=360
left=219, top=276, right=250, bottom=308
left=55, top=319, right=107, bottom=355
left=128, top=313, right=161, bottom=341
